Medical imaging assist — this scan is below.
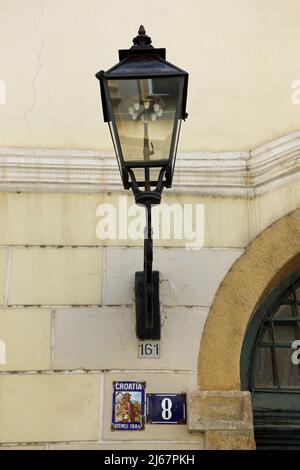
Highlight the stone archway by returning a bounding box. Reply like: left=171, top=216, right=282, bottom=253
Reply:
left=187, top=209, right=300, bottom=449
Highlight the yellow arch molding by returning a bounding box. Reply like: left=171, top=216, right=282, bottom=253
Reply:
left=198, top=208, right=300, bottom=391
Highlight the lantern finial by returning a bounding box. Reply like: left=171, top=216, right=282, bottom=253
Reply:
left=138, top=25, right=145, bottom=35
left=133, top=25, right=152, bottom=46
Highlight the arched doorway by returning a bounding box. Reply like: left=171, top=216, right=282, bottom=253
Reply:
left=241, top=269, right=300, bottom=449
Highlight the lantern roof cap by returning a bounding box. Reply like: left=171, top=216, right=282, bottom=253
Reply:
left=103, top=54, right=187, bottom=79
left=97, top=26, right=187, bottom=80
left=117, top=25, right=165, bottom=62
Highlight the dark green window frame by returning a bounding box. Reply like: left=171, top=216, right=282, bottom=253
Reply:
left=241, top=268, right=300, bottom=450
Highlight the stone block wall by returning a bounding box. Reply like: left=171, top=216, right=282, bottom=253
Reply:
left=0, top=192, right=245, bottom=449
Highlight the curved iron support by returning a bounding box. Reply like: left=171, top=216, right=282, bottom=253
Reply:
left=125, top=167, right=167, bottom=339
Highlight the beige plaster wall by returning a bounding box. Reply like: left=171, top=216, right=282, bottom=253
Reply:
left=0, top=0, right=300, bottom=150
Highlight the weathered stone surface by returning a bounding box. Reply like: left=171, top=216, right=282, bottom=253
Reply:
left=50, top=442, right=203, bottom=450
left=0, top=308, right=51, bottom=371
left=105, top=247, right=243, bottom=306
left=54, top=306, right=207, bottom=371
left=0, top=374, right=100, bottom=442
left=9, top=247, right=102, bottom=305
left=0, top=188, right=299, bottom=249
left=187, top=391, right=253, bottom=431
left=0, top=193, right=105, bottom=246
left=0, top=445, right=46, bottom=450
left=205, top=430, right=256, bottom=450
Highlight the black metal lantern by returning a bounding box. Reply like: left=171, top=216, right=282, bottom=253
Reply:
left=96, top=26, right=188, bottom=340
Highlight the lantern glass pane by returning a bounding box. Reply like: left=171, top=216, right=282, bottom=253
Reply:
left=107, top=77, right=182, bottom=164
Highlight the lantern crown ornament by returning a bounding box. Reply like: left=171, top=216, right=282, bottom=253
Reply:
left=132, top=25, right=152, bottom=46
left=95, top=27, right=188, bottom=339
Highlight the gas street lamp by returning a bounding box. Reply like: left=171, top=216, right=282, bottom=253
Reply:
left=96, top=25, right=188, bottom=340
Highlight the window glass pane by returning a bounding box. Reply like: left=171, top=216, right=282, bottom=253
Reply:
left=273, top=323, right=300, bottom=344
left=260, top=324, right=273, bottom=342
left=273, top=304, right=294, bottom=319
left=276, top=348, right=300, bottom=388
left=108, top=77, right=182, bottom=163
left=254, top=347, right=276, bottom=389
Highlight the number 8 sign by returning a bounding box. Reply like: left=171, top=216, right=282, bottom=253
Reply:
left=161, top=398, right=173, bottom=420
left=146, top=393, right=186, bottom=424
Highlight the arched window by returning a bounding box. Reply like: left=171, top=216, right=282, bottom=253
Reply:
left=241, top=269, right=300, bottom=449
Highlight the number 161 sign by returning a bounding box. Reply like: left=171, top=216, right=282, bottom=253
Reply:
left=146, top=393, right=186, bottom=424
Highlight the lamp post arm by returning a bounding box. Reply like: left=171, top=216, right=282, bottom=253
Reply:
left=124, top=167, right=167, bottom=339
left=144, top=202, right=154, bottom=331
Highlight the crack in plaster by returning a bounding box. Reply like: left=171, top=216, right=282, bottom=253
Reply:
left=24, top=0, right=45, bottom=146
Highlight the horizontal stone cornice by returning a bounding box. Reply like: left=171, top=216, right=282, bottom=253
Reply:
left=0, top=130, right=300, bottom=197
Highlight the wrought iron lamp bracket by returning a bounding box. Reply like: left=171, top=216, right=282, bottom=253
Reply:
left=125, top=167, right=167, bottom=339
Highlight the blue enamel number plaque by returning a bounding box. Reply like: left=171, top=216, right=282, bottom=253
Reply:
left=146, top=393, right=186, bottom=424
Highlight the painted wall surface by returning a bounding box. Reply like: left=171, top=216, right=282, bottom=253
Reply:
left=0, top=0, right=300, bottom=150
